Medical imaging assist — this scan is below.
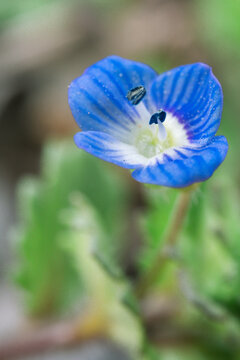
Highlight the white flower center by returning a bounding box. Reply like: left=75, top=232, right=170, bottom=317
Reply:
left=135, top=126, right=174, bottom=158
left=132, top=104, right=190, bottom=159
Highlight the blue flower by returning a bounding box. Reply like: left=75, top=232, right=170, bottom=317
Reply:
left=68, top=56, right=228, bottom=188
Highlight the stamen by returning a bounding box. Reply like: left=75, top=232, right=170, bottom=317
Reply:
left=126, top=86, right=146, bottom=105
left=149, top=109, right=167, bottom=141
left=149, top=109, right=166, bottom=125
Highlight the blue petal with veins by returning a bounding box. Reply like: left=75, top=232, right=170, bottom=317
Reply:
left=69, top=55, right=228, bottom=188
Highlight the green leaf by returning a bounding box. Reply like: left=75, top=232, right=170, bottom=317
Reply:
left=180, top=183, right=207, bottom=286
left=15, top=140, right=131, bottom=316
left=59, top=193, right=144, bottom=358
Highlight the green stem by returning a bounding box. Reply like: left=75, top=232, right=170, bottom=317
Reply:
left=135, top=189, right=193, bottom=298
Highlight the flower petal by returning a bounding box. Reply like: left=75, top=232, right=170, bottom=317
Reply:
left=74, top=131, right=148, bottom=169
left=68, top=55, right=157, bottom=141
left=150, top=63, right=223, bottom=144
left=131, top=136, right=228, bottom=187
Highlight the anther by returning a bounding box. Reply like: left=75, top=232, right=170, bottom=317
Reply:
left=149, top=109, right=166, bottom=125
left=149, top=109, right=167, bottom=141
left=126, top=86, right=146, bottom=105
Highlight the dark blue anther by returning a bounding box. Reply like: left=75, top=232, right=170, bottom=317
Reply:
left=126, top=86, right=146, bottom=105
left=149, top=109, right=166, bottom=125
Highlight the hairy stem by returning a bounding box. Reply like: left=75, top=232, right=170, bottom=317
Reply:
left=135, top=189, right=193, bottom=298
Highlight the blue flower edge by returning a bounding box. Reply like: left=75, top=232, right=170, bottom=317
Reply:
left=74, top=131, right=228, bottom=188
left=131, top=136, right=228, bottom=188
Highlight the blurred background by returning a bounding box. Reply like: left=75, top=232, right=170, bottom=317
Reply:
left=0, top=0, right=239, bottom=359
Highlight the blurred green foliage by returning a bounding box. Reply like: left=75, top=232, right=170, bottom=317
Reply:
left=0, top=0, right=62, bottom=24
left=59, top=193, right=144, bottom=358
left=15, top=141, right=131, bottom=316
left=0, top=0, right=128, bottom=25
left=196, top=0, right=240, bottom=58
left=139, top=175, right=240, bottom=359
left=139, top=187, right=177, bottom=272
left=15, top=141, right=146, bottom=358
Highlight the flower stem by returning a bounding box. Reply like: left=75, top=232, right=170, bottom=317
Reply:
left=135, top=188, right=193, bottom=298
